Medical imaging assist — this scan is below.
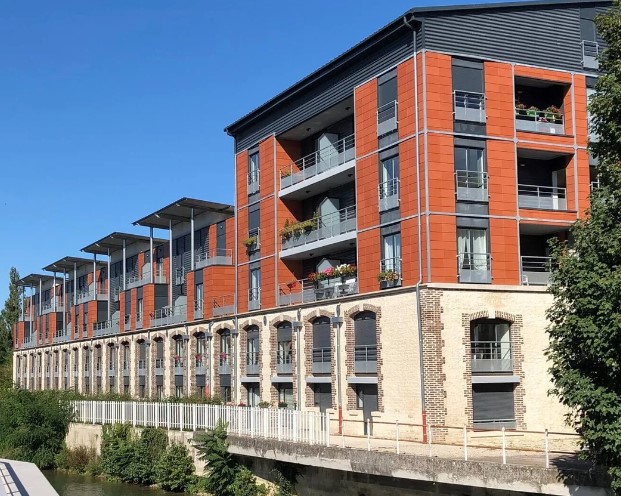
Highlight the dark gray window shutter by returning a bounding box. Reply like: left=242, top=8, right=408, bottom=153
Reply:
left=312, top=317, right=331, bottom=349
left=473, top=383, right=515, bottom=424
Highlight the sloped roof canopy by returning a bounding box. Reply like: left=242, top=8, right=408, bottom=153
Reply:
left=81, top=232, right=167, bottom=256
left=133, top=197, right=234, bottom=230
left=16, top=274, right=56, bottom=286
left=43, top=256, right=106, bottom=273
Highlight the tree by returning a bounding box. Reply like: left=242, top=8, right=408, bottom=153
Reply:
left=193, top=420, right=238, bottom=496
left=546, top=0, right=621, bottom=490
left=0, top=267, right=20, bottom=362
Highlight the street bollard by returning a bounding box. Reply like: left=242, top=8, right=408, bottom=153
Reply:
left=463, top=425, right=468, bottom=461
left=502, top=427, right=507, bottom=465
left=545, top=429, right=550, bottom=469
left=396, top=420, right=400, bottom=455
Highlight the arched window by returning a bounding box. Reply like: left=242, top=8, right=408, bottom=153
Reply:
left=195, top=332, right=205, bottom=367
left=276, top=321, right=292, bottom=374
left=246, top=326, right=260, bottom=375
left=354, top=312, right=377, bottom=374
left=470, top=319, right=511, bottom=373
left=312, top=317, right=331, bottom=374
left=219, top=329, right=232, bottom=367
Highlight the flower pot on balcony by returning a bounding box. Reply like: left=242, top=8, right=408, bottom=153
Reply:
left=380, top=279, right=400, bottom=289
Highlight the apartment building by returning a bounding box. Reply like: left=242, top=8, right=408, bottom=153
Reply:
left=13, top=0, right=609, bottom=438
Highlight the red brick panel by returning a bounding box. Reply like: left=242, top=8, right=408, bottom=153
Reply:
left=356, top=154, right=379, bottom=230
left=399, top=137, right=418, bottom=218
left=397, top=58, right=415, bottom=139
left=490, top=218, right=519, bottom=285
left=484, top=61, right=515, bottom=139
left=357, top=228, right=382, bottom=293
left=354, top=80, right=377, bottom=157
left=259, top=136, right=275, bottom=197
left=401, top=216, right=422, bottom=287
left=428, top=215, right=457, bottom=283
left=488, top=140, right=517, bottom=217
left=426, top=134, right=455, bottom=213
left=424, top=52, right=453, bottom=133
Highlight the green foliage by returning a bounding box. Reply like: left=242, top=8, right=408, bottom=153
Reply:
left=0, top=388, right=74, bottom=468
left=231, top=467, right=269, bottom=496
left=193, top=420, right=238, bottom=496
left=547, top=1, right=621, bottom=491
left=271, top=467, right=297, bottom=496
left=100, top=424, right=136, bottom=481
left=55, top=445, right=99, bottom=474
left=0, top=267, right=19, bottom=370
left=125, top=427, right=169, bottom=485
left=154, top=443, right=195, bottom=492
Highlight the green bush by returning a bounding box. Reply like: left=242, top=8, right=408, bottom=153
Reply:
left=194, top=420, right=238, bottom=496
left=0, top=388, right=74, bottom=468
left=154, top=443, right=195, bottom=492
left=55, top=445, right=99, bottom=474
left=100, top=423, right=136, bottom=481
left=124, top=427, right=169, bottom=485
left=231, top=467, right=269, bottom=496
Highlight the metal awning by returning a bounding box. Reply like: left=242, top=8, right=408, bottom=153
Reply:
left=16, top=274, right=56, bottom=286
left=133, top=197, right=234, bottom=229
left=43, top=256, right=106, bottom=273
left=81, top=232, right=167, bottom=255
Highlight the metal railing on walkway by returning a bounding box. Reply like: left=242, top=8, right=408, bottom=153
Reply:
left=71, top=400, right=329, bottom=446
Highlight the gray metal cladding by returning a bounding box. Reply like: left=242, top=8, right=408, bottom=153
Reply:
left=234, top=30, right=415, bottom=152
left=420, top=6, right=585, bottom=71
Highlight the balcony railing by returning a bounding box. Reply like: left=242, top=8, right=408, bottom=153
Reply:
left=471, top=340, right=513, bottom=373
left=590, top=179, right=600, bottom=192
left=248, top=288, right=260, bottom=311
left=377, top=100, right=398, bottom=136
left=247, top=169, right=260, bottom=195
left=174, top=357, right=184, bottom=375
left=276, top=351, right=292, bottom=374
left=194, top=300, right=203, bottom=320
left=244, top=227, right=260, bottom=252
left=93, top=318, right=120, bottom=337
left=18, top=314, right=33, bottom=322
left=582, top=40, right=599, bottom=70
left=521, top=256, right=551, bottom=286
left=138, top=359, right=146, bottom=376
left=354, top=345, right=377, bottom=374
left=195, top=248, right=233, bottom=269
left=378, top=178, right=399, bottom=212
left=454, top=91, right=486, bottom=123
left=126, top=267, right=164, bottom=289
left=518, top=184, right=567, bottom=210
left=455, top=171, right=488, bottom=202
left=213, top=295, right=235, bottom=317
left=515, top=107, right=564, bottom=134
left=151, top=304, right=187, bottom=327
left=280, top=206, right=356, bottom=253
left=278, top=276, right=358, bottom=306
left=219, top=355, right=231, bottom=375
left=246, top=352, right=259, bottom=375
left=379, top=258, right=401, bottom=288
left=279, top=134, right=355, bottom=191
left=155, top=358, right=164, bottom=375
left=77, top=288, right=108, bottom=305
left=457, top=253, right=491, bottom=284
left=22, top=336, right=35, bottom=349
left=312, top=347, right=331, bottom=374
left=175, top=267, right=186, bottom=286
left=53, top=332, right=69, bottom=344
left=42, top=300, right=65, bottom=314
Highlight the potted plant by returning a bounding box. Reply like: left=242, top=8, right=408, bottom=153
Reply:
left=378, top=270, right=401, bottom=289
left=258, top=401, right=271, bottom=408
left=515, top=102, right=527, bottom=117
left=526, top=105, right=539, bottom=118
left=544, top=105, right=561, bottom=123
left=242, top=235, right=258, bottom=249
left=278, top=401, right=288, bottom=409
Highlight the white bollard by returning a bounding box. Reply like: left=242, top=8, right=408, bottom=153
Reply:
left=502, top=427, right=507, bottom=465
left=396, top=420, right=400, bottom=455
left=545, top=429, right=550, bottom=469
left=463, top=425, right=468, bottom=461
left=366, top=419, right=371, bottom=451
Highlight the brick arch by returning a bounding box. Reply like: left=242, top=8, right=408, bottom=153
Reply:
left=240, top=318, right=262, bottom=330
left=211, top=322, right=233, bottom=334
left=303, top=310, right=335, bottom=408
left=269, top=315, right=295, bottom=328
left=462, top=310, right=526, bottom=429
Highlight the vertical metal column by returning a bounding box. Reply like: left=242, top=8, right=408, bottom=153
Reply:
left=62, top=271, right=66, bottom=339
left=107, top=248, right=111, bottom=321
left=38, top=278, right=42, bottom=345
left=73, top=263, right=77, bottom=306
left=53, top=273, right=57, bottom=311
left=190, top=208, right=195, bottom=271
left=150, top=227, right=154, bottom=284
left=169, top=219, right=173, bottom=306
left=122, top=239, right=127, bottom=291
left=93, top=254, right=97, bottom=299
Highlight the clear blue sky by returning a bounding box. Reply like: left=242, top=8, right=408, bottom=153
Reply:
left=0, top=0, right=492, bottom=303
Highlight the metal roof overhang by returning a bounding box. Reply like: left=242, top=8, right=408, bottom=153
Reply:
left=16, top=274, right=56, bottom=286
left=81, top=232, right=168, bottom=255
left=43, top=256, right=106, bottom=273
left=133, top=197, right=234, bottom=230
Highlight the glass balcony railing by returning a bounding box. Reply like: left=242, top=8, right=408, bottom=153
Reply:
left=518, top=184, right=567, bottom=210
left=213, top=295, right=235, bottom=317
left=455, top=171, right=488, bottom=202
left=471, top=340, right=512, bottom=373
left=93, top=318, right=120, bottom=337
left=521, top=256, right=551, bottom=286
left=151, top=304, right=187, bottom=327
left=278, top=276, right=358, bottom=306
left=454, top=91, right=485, bottom=123
left=457, top=253, right=491, bottom=284
left=195, top=248, right=233, bottom=269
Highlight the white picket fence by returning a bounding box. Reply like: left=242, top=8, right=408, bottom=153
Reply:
left=71, top=400, right=329, bottom=446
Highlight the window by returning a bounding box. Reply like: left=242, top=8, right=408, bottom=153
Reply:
left=382, top=232, right=401, bottom=274
left=473, top=383, right=516, bottom=429
left=377, top=71, right=398, bottom=136
left=196, top=334, right=206, bottom=367
left=195, top=283, right=203, bottom=312
left=156, top=385, right=163, bottom=400
left=354, top=312, right=377, bottom=374
left=249, top=268, right=260, bottom=306
left=220, top=331, right=231, bottom=366
left=175, top=386, right=184, bottom=398
left=174, top=338, right=185, bottom=367
left=277, top=322, right=292, bottom=373
left=124, top=385, right=130, bottom=395
left=312, top=317, right=331, bottom=374
left=277, top=384, right=294, bottom=409
left=197, top=385, right=205, bottom=397
left=380, top=154, right=399, bottom=199
left=137, top=298, right=143, bottom=322
left=246, top=326, right=259, bottom=374
left=471, top=320, right=512, bottom=373
left=457, top=228, right=489, bottom=272
left=246, top=385, right=260, bottom=407
left=139, top=384, right=145, bottom=398
left=221, top=385, right=232, bottom=403
left=248, top=151, right=260, bottom=190
left=455, top=145, right=487, bottom=202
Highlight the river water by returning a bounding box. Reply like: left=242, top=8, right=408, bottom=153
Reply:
left=44, top=471, right=173, bottom=495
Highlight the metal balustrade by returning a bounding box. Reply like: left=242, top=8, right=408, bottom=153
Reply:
left=457, top=253, right=492, bottom=284
left=377, top=100, right=398, bottom=136
left=278, top=277, right=358, bottom=306
left=213, top=295, right=235, bottom=317
left=312, top=347, right=331, bottom=374
left=71, top=401, right=329, bottom=446
left=582, top=40, right=599, bottom=69
left=93, top=318, right=120, bottom=337
left=279, top=134, right=355, bottom=191
left=454, top=91, right=486, bottom=123
left=77, top=288, right=108, bottom=304
left=175, top=267, right=186, bottom=286
left=354, top=345, right=377, bottom=374
left=515, top=107, right=565, bottom=134
left=471, top=340, right=513, bottom=373
left=378, top=178, right=400, bottom=211
left=195, top=248, right=233, bottom=269
left=276, top=351, right=292, bottom=374
left=280, top=206, right=356, bottom=252
left=455, top=171, right=488, bottom=202
left=151, top=304, right=187, bottom=327
left=247, top=169, right=260, bottom=194
left=246, top=352, right=259, bottom=375
left=521, top=256, right=552, bottom=286
left=590, top=179, right=600, bottom=192
left=518, top=183, right=567, bottom=210
left=248, top=288, right=261, bottom=311
left=379, top=257, right=401, bottom=288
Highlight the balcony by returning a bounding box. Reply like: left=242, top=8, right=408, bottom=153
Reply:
left=77, top=288, right=108, bottom=305
left=174, top=358, right=184, bottom=376
left=53, top=332, right=69, bottom=344
left=515, top=107, right=564, bottom=134
left=138, top=360, right=146, bottom=376
left=280, top=206, right=357, bottom=260
left=18, top=314, right=33, bottom=322
left=518, top=184, right=567, bottom=210
left=151, top=304, right=187, bottom=327
left=455, top=171, right=488, bottom=202
left=155, top=358, right=164, bottom=375
left=378, top=178, right=399, bottom=212
left=312, top=347, right=331, bottom=374
left=22, top=336, right=35, bottom=349
left=248, top=288, right=260, bottom=311
left=42, top=300, right=64, bottom=314
left=195, top=249, right=233, bottom=269
left=194, top=300, right=203, bottom=320
left=457, top=253, right=491, bottom=284
left=377, top=100, right=398, bottom=136
left=219, top=358, right=231, bottom=375
left=278, top=276, right=358, bottom=306
left=354, top=345, right=377, bottom=374
left=276, top=351, right=292, bottom=374
left=175, top=267, right=186, bottom=286
left=379, top=258, right=401, bottom=289
left=582, top=40, right=599, bottom=70
left=126, top=267, right=165, bottom=289
left=243, top=228, right=260, bottom=252
left=454, top=91, right=486, bottom=123
left=279, top=135, right=355, bottom=200
left=195, top=359, right=205, bottom=375
left=247, top=170, right=260, bottom=195
left=471, top=340, right=513, bottom=373
left=246, top=352, right=259, bottom=375
left=93, top=318, right=120, bottom=337
left=213, top=295, right=235, bottom=317
left=521, top=256, right=551, bottom=286
left=136, top=314, right=143, bottom=330
left=111, top=287, right=121, bottom=302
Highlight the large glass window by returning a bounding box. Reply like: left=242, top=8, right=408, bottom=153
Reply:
left=471, top=320, right=512, bottom=373
left=195, top=283, right=203, bottom=312
left=246, top=326, right=259, bottom=374
left=249, top=268, right=260, bottom=303
left=380, top=154, right=399, bottom=199
left=277, top=384, right=294, bottom=409
left=457, top=228, right=488, bottom=270
left=220, top=331, right=231, bottom=366
left=249, top=152, right=259, bottom=183
left=382, top=232, right=401, bottom=273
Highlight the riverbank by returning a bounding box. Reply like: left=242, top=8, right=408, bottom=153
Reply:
left=44, top=470, right=171, bottom=495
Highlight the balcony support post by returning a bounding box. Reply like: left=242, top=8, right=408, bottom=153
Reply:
left=52, top=272, right=56, bottom=312
left=107, top=249, right=111, bottom=321
left=122, top=239, right=127, bottom=292
left=169, top=219, right=173, bottom=307
left=190, top=208, right=195, bottom=271
left=93, top=253, right=97, bottom=300
left=149, top=227, right=154, bottom=284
